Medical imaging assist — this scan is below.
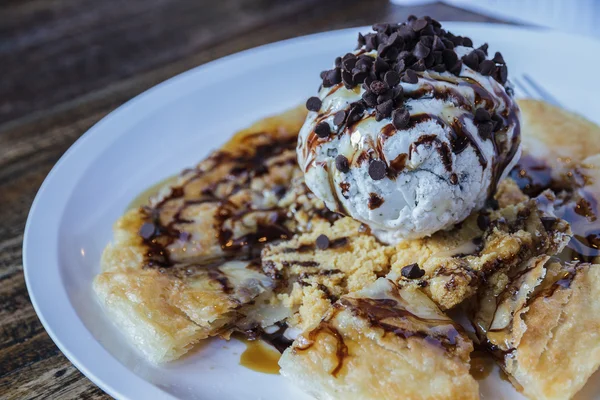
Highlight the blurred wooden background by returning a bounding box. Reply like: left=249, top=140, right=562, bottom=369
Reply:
left=0, top=1, right=500, bottom=398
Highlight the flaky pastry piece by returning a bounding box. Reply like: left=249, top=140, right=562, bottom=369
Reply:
left=94, top=107, right=309, bottom=363
left=390, top=182, right=571, bottom=310
left=279, top=275, right=478, bottom=400
left=471, top=256, right=600, bottom=400
left=262, top=216, right=394, bottom=331
left=517, top=99, right=600, bottom=165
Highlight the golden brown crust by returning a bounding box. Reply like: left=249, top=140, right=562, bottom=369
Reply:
left=518, top=99, right=600, bottom=163
left=280, top=277, right=478, bottom=400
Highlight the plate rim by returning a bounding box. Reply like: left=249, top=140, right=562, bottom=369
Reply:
left=23, top=22, right=596, bottom=399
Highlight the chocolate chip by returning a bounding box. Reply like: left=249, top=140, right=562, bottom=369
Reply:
left=424, top=52, right=435, bottom=68
left=442, top=38, right=455, bottom=49
left=306, top=97, right=322, bottom=112
left=462, top=37, right=473, bottom=47
left=357, top=33, right=366, bottom=48
left=492, top=52, right=505, bottom=64
left=432, top=64, right=446, bottom=73
left=541, top=217, right=557, bottom=231
left=323, top=68, right=342, bottom=87
left=403, top=69, right=419, bottom=84
left=347, top=103, right=365, bottom=124
left=393, top=85, right=404, bottom=100
left=497, top=64, right=508, bottom=84
left=377, top=91, right=393, bottom=105
left=370, top=80, right=388, bottom=95
left=387, top=32, right=404, bottom=48
left=394, top=59, right=406, bottom=74
left=474, top=108, right=491, bottom=122
left=314, top=122, right=331, bottom=138
left=477, top=213, right=490, bottom=231
left=478, top=121, right=494, bottom=140
left=362, top=91, right=378, bottom=107
left=368, top=160, right=387, bottom=180
left=273, top=185, right=287, bottom=199
left=373, top=57, right=390, bottom=77
left=478, top=43, right=489, bottom=55
left=442, top=49, right=458, bottom=68
left=139, top=222, right=156, bottom=239
left=376, top=99, right=394, bottom=120
left=401, top=263, right=425, bottom=279
left=384, top=70, right=400, bottom=87
left=420, top=35, right=433, bottom=47
left=316, top=234, right=330, bottom=250
left=373, top=22, right=391, bottom=34
left=342, top=70, right=354, bottom=88
left=432, top=35, right=445, bottom=51
left=462, top=51, right=479, bottom=70
left=474, top=49, right=486, bottom=63
left=352, top=70, right=368, bottom=84
left=412, top=18, right=428, bottom=31
left=414, top=41, right=431, bottom=59
left=342, top=54, right=357, bottom=70
left=450, top=34, right=464, bottom=46
left=333, top=110, right=346, bottom=126
left=335, top=155, right=350, bottom=172
left=421, top=24, right=435, bottom=36
left=392, top=107, right=410, bottom=129
left=411, top=59, right=426, bottom=71
left=448, top=60, right=463, bottom=75
left=364, top=33, right=378, bottom=51
left=383, top=46, right=399, bottom=61
left=479, top=59, right=495, bottom=76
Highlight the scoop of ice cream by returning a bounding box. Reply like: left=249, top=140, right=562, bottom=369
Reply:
left=297, top=17, right=521, bottom=243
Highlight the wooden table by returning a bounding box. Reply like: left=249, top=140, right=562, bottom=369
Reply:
left=0, top=1, right=500, bottom=398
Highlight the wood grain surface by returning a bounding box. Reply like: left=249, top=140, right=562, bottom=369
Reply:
left=0, top=1, right=500, bottom=398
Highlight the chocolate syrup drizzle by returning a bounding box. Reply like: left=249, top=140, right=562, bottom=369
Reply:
left=138, top=132, right=332, bottom=276
left=509, top=155, right=600, bottom=262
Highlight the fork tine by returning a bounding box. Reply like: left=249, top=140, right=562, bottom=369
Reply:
left=522, top=74, right=562, bottom=108
left=512, top=76, right=535, bottom=99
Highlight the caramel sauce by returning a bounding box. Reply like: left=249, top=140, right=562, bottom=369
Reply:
left=239, top=338, right=281, bottom=375
left=127, top=174, right=179, bottom=210
left=469, top=351, right=495, bottom=381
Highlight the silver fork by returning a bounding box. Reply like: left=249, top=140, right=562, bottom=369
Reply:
left=512, top=74, right=562, bottom=108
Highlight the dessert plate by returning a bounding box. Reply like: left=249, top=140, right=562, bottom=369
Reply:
left=23, top=23, right=600, bottom=400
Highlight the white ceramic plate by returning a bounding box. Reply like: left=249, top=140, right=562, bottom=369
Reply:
left=24, top=23, right=600, bottom=400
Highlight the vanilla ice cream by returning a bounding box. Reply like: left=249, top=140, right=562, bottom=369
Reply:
left=297, top=17, right=521, bottom=243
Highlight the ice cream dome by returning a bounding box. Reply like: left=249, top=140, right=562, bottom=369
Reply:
left=297, top=16, right=521, bottom=244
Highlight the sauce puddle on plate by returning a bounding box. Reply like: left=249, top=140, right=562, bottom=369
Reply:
left=238, top=338, right=281, bottom=374
left=128, top=175, right=179, bottom=210
left=469, top=350, right=495, bottom=381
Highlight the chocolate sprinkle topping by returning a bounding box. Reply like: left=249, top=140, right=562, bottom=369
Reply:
left=316, top=234, right=330, bottom=250
left=335, top=155, right=350, bottom=173
left=139, top=222, right=156, bottom=240
left=314, top=122, right=331, bottom=138
left=392, top=108, right=410, bottom=129
left=401, top=263, right=425, bottom=279
left=306, top=96, right=322, bottom=112
left=333, top=110, right=347, bottom=126
left=368, top=160, right=387, bottom=180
